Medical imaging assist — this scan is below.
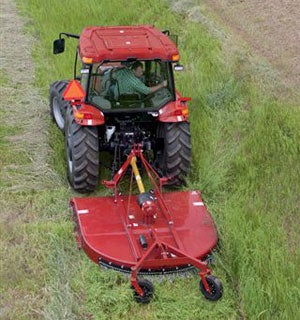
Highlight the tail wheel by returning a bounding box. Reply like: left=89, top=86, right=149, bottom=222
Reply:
left=156, top=122, right=191, bottom=185
left=65, top=108, right=99, bottom=193
left=49, top=80, right=69, bottom=131
left=199, top=275, right=223, bottom=301
left=133, top=279, right=154, bottom=304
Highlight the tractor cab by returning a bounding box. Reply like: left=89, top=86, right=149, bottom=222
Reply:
left=87, top=59, right=174, bottom=111
left=53, top=25, right=183, bottom=113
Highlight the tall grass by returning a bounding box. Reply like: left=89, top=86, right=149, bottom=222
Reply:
left=4, top=0, right=299, bottom=318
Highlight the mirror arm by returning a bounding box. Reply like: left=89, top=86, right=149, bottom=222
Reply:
left=59, top=32, right=80, bottom=40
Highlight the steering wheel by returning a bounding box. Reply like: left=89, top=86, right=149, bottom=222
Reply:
left=142, top=92, right=156, bottom=102
left=148, top=73, right=162, bottom=86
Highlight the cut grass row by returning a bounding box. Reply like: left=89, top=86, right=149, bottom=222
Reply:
left=1, top=0, right=299, bottom=318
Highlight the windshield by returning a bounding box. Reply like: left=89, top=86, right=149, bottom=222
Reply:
left=87, top=60, right=174, bottom=111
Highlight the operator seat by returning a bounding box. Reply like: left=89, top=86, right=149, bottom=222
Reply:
left=101, top=68, right=120, bottom=101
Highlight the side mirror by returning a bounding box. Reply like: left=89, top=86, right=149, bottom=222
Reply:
left=174, top=64, right=184, bottom=71
left=53, top=38, right=65, bottom=54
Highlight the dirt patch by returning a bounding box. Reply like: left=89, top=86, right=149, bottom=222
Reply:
left=169, top=0, right=300, bottom=103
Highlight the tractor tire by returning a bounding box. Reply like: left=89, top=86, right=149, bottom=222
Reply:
left=156, top=122, right=191, bottom=185
left=49, top=80, right=70, bottom=131
left=65, top=108, right=99, bottom=193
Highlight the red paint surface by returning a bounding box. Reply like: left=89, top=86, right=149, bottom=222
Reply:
left=71, top=190, right=218, bottom=270
left=79, top=25, right=179, bottom=63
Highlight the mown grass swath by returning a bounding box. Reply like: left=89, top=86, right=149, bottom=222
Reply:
left=3, top=0, right=299, bottom=318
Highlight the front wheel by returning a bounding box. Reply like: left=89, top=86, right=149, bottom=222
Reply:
left=65, top=108, right=99, bottom=193
left=156, top=122, right=191, bottom=185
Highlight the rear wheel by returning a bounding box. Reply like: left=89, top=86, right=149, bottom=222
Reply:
left=156, top=122, right=191, bottom=185
left=49, top=80, right=69, bottom=131
left=65, top=108, right=99, bottom=193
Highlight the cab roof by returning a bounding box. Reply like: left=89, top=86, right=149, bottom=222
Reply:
left=79, top=25, right=179, bottom=63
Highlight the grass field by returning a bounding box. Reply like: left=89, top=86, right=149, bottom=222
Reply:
left=1, top=0, right=299, bottom=319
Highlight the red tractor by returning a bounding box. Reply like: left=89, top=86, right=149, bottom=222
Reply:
left=50, top=25, right=191, bottom=193
left=50, top=26, right=223, bottom=303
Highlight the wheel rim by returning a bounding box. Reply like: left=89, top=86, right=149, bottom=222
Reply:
left=207, top=279, right=217, bottom=296
left=141, top=285, right=151, bottom=298
left=66, top=127, right=73, bottom=175
left=53, top=96, right=65, bottom=129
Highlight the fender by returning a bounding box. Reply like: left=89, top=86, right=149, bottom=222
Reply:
left=72, top=103, right=105, bottom=126
left=63, top=79, right=105, bottom=126
left=158, top=91, right=191, bottom=122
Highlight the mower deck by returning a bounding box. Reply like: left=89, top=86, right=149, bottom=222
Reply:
left=71, top=190, right=217, bottom=273
left=70, top=145, right=223, bottom=302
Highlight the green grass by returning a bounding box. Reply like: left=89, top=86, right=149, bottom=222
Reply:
left=1, top=0, right=299, bottom=319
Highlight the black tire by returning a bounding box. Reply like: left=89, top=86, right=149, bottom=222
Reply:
left=156, top=122, right=191, bottom=185
left=133, top=279, right=154, bottom=304
left=199, top=275, right=223, bottom=301
left=49, top=80, right=69, bottom=131
left=65, top=108, right=99, bottom=193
